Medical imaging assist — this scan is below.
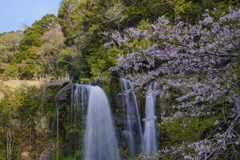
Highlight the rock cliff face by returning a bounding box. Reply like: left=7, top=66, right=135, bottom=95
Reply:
left=0, top=91, right=3, bottom=100
left=21, top=152, right=31, bottom=160
left=40, top=151, right=52, bottom=160
left=0, top=78, right=162, bottom=159
left=0, top=79, right=71, bottom=160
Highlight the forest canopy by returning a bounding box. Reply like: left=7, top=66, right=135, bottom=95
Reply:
left=1, top=0, right=239, bottom=81
left=1, top=0, right=240, bottom=159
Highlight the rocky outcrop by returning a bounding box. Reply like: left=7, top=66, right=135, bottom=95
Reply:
left=35, top=116, right=50, bottom=133
left=45, top=80, right=71, bottom=88
left=0, top=91, right=3, bottom=100
left=40, top=151, right=52, bottom=160
left=21, top=152, right=32, bottom=160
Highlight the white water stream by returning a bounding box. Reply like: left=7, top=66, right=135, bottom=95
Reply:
left=83, top=86, right=120, bottom=160
left=120, top=78, right=143, bottom=157
left=143, top=83, right=158, bottom=154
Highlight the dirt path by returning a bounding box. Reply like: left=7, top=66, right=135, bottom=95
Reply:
left=0, top=80, right=44, bottom=100
left=1, top=80, right=44, bottom=89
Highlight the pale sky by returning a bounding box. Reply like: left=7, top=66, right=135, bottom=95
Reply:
left=0, top=0, right=62, bottom=33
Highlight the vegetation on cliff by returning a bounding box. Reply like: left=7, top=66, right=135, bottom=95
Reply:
left=1, top=0, right=240, bottom=159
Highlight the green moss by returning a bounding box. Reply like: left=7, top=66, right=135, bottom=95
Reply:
left=80, top=78, right=90, bottom=84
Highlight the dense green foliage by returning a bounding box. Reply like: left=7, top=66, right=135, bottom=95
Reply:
left=0, top=86, right=41, bottom=159
left=1, top=0, right=239, bottom=81
left=0, top=31, right=22, bottom=77
left=0, top=81, right=66, bottom=160
left=1, top=0, right=240, bottom=159
left=2, top=14, right=75, bottom=80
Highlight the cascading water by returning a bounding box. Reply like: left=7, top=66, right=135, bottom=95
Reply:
left=120, top=78, right=143, bottom=157
left=55, top=80, right=159, bottom=159
left=74, top=84, right=92, bottom=115
left=55, top=83, right=74, bottom=160
left=83, top=86, right=120, bottom=160
left=55, top=83, right=92, bottom=160
left=72, top=84, right=92, bottom=152
left=143, top=83, right=157, bottom=154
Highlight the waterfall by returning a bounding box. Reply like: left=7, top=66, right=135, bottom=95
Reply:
left=122, top=130, right=135, bottom=155
left=55, top=98, right=59, bottom=160
left=73, top=84, right=92, bottom=152
left=55, top=84, right=92, bottom=160
left=55, top=80, right=159, bottom=159
left=55, top=83, right=74, bottom=160
left=83, top=86, right=120, bottom=160
left=120, top=78, right=143, bottom=157
left=74, top=84, right=92, bottom=115
left=143, top=83, right=157, bottom=154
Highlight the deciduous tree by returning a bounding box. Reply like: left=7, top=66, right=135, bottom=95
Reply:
left=107, top=7, right=240, bottom=159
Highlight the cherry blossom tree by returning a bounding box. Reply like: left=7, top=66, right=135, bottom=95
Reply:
left=106, top=7, right=240, bottom=159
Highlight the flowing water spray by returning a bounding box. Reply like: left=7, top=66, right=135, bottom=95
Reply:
left=143, top=83, right=157, bottom=154
left=55, top=98, right=59, bottom=160
left=83, top=86, right=120, bottom=160
left=56, top=81, right=158, bottom=159
left=55, top=83, right=74, bottom=160
left=120, top=78, right=143, bottom=157
left=55, top=83, right=92, bottom=160
left=74, top=84, right=92, bottom=114
left=73, top=84, right=92, bottom=152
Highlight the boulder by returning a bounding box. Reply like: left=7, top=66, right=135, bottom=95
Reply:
left=35, top=116, right=49, bottom=133
left=41, top=116, right=48, bottom=129
left=21, top=152, right=31, bottom=160
left=40, top=152, right=52, bottom=160
left=45, top=80, right=71, bottom=88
